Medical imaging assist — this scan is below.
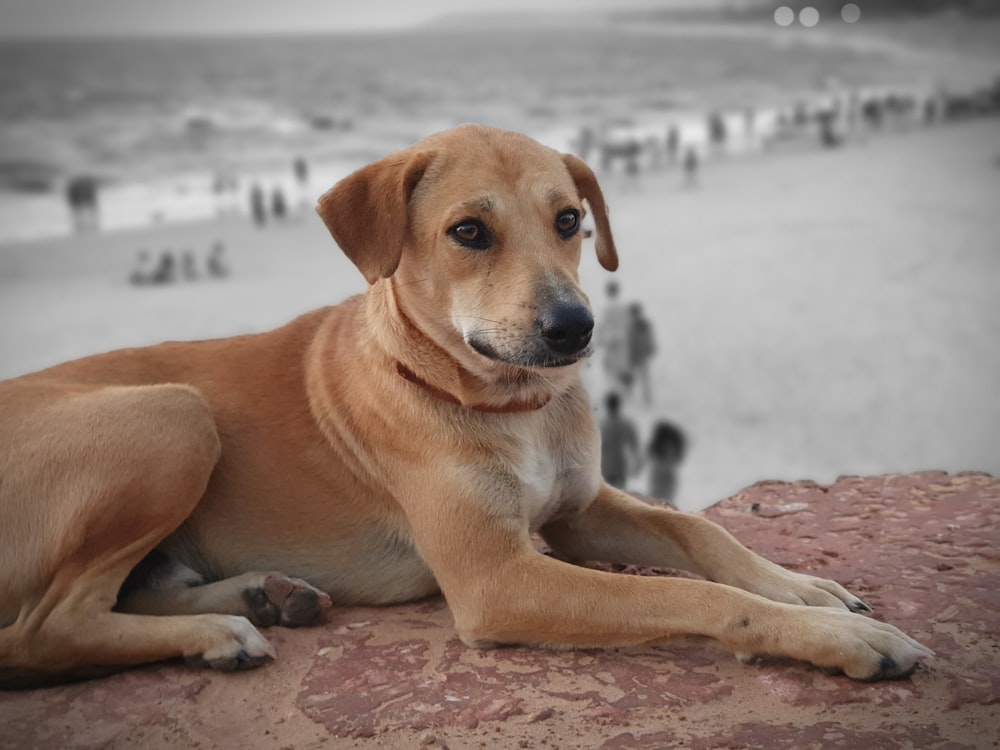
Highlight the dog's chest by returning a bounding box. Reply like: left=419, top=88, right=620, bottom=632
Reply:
left=510, top=423, right=595, bottom=532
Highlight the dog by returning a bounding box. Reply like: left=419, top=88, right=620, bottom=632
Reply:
left=0, top=124, right=932, bottom=688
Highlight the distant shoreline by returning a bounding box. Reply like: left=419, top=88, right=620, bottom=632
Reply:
left=2, top=17, right=997, bottom=246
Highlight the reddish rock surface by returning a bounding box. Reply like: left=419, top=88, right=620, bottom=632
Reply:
left=1, top=472, right=997, bottom=749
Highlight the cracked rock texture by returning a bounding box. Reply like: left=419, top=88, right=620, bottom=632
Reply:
left=1, top=472, right=997, bottom=749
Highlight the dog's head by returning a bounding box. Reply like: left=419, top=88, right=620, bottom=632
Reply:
left=317, top=124, right=617, bottom=374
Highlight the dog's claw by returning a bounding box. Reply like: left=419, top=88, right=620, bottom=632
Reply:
left=849, top=598, right=873, bottom=614
left=234, top=648, right=270, bottom=670
left=857, top=655, right=915, bottom=682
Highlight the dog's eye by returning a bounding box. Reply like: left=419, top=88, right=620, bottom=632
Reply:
left=449, top=220, right=491, bottom=250
left=556, top=210, right=580, bottom=239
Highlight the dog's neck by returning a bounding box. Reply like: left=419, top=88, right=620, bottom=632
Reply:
left=394, top=360, right=551, bottom=413
left=371, top=281, right=557, bottom=413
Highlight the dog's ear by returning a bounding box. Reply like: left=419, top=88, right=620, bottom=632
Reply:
left=562, top=153, right=618, bottom=272
left=316, top=150, right=435, bottom=283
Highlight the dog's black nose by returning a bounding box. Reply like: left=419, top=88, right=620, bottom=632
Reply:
left=538, top=303, right=594, bottom=356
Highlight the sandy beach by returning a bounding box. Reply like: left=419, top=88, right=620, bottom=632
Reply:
left=2, top=118, right=998, bottom=511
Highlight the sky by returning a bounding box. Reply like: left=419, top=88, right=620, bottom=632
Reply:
left=0, top=0, right=696, bottom=38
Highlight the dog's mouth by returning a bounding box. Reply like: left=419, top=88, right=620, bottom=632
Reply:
left=467, top=334, right=591, bottom=370
left=460, top=299, right=595, bottom=370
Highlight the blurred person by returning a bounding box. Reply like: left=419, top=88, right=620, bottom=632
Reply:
left=65, top=174, right=100, bottom=233
left=623, top=147, right=641, bottom=191
left=595, top=280, right=632, bottom=393
left=682, top=146, right=700, bottom=188
left=645, top=420, right=686, bottom=507
left=128, top=250, right=176, bottom=286
left=293, top=155, right=311, bottom=211
left=207, top=241, right=229, bottom=279
left=626, top=302, right=656, bottom=404
left=128, top=250, right=153, bottom=286
left=149, top=251, right=177, bottom=285
left=212, top=168, right=240, bottom=216
left=665, top=125, right=680, bottom=163
left=293, top=155, right=309, bottom=185
left=708, top=111, right=728, bottom=152
left=249, top=183, right=267, bottom=227
left=599, top=392, right=640, bottom=490
left=817, top=95, right=845, bottom=148
left=271, top=186, right=288, bottom=222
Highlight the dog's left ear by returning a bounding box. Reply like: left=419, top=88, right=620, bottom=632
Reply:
left=316, top=149, right=436, bottom=284
left=562, top=153, right=618, bottom=272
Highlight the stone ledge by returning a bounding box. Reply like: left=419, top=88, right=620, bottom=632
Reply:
left=0, top=472, right=996, bottom=749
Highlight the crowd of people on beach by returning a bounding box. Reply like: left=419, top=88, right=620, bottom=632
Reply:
left=223, top=155, right=312, bottom=229
left=59, top=68, right=999, bottom=235
left=571, top=72, right=1000, bottom=189
left=128, top=241, right=229, bottom=286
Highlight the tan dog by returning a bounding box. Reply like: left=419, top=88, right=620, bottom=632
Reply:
left=0, top=125, right=932, bottom=688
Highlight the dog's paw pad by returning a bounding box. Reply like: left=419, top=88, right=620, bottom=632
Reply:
left=243, top=586, right=280, bottom=627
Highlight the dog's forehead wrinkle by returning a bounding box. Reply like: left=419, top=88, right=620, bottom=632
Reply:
left=545, top=187, right=575, bottom=207
left=450, top=195, right=494, bottom=216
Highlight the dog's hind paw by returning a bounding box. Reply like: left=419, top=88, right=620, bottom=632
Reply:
left=185, top=615, right=277, bottom=671
left=243, top=574, right=333, bottom=628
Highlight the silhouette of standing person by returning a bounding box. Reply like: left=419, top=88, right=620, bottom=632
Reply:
left=271, top=186, right=288, bottom=223
left=249, top=183, right=267, bottom=227
left=149, top=251, right=177, bottom=285
left=293, top=156, right=310, bottom=210
left=626, top=302, right=656, bottom=404
left=293, top=156, right=309, bottom=186
left=129, top=250, right=153, bottom=286
left=207, top=241, right=229, bottom=279
left=682, top=147, right=700, bottom=188
left=66, top=175, right=100, bottom=233
left=212, top=169, right=239, bottom=217
left=708, top=111, right=728, bottom=152
left=596, top=280, right=631, bottom=394
left=599, top=392, right=640, bottom=490
left=665, top=125, right=680, bottom=164
left=646, top=420, right=686, bottom=507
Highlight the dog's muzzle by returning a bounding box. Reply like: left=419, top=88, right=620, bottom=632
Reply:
left=466, top=301, right=595, bottom=369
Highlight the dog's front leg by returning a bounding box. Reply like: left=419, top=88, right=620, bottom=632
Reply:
left=541, top=483, right=871, bottom=612
left=406, top=485, right=932, bottom=681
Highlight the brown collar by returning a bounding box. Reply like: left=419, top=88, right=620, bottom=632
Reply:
left=395, top=361, right=551, bottom=414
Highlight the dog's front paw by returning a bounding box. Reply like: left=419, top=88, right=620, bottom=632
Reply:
left=786, top=607, right=934, bottom=681
left=243, top=574, right=333, bottom=628
left=185, top=615, right=277, bottom=671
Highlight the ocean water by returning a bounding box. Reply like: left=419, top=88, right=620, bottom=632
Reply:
left=0, top=22, right=985, bottom=243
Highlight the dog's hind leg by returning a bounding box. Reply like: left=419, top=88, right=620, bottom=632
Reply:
left=117, top=555, right=333, bottom=628
left=0, top=382, right=274, bottom=687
